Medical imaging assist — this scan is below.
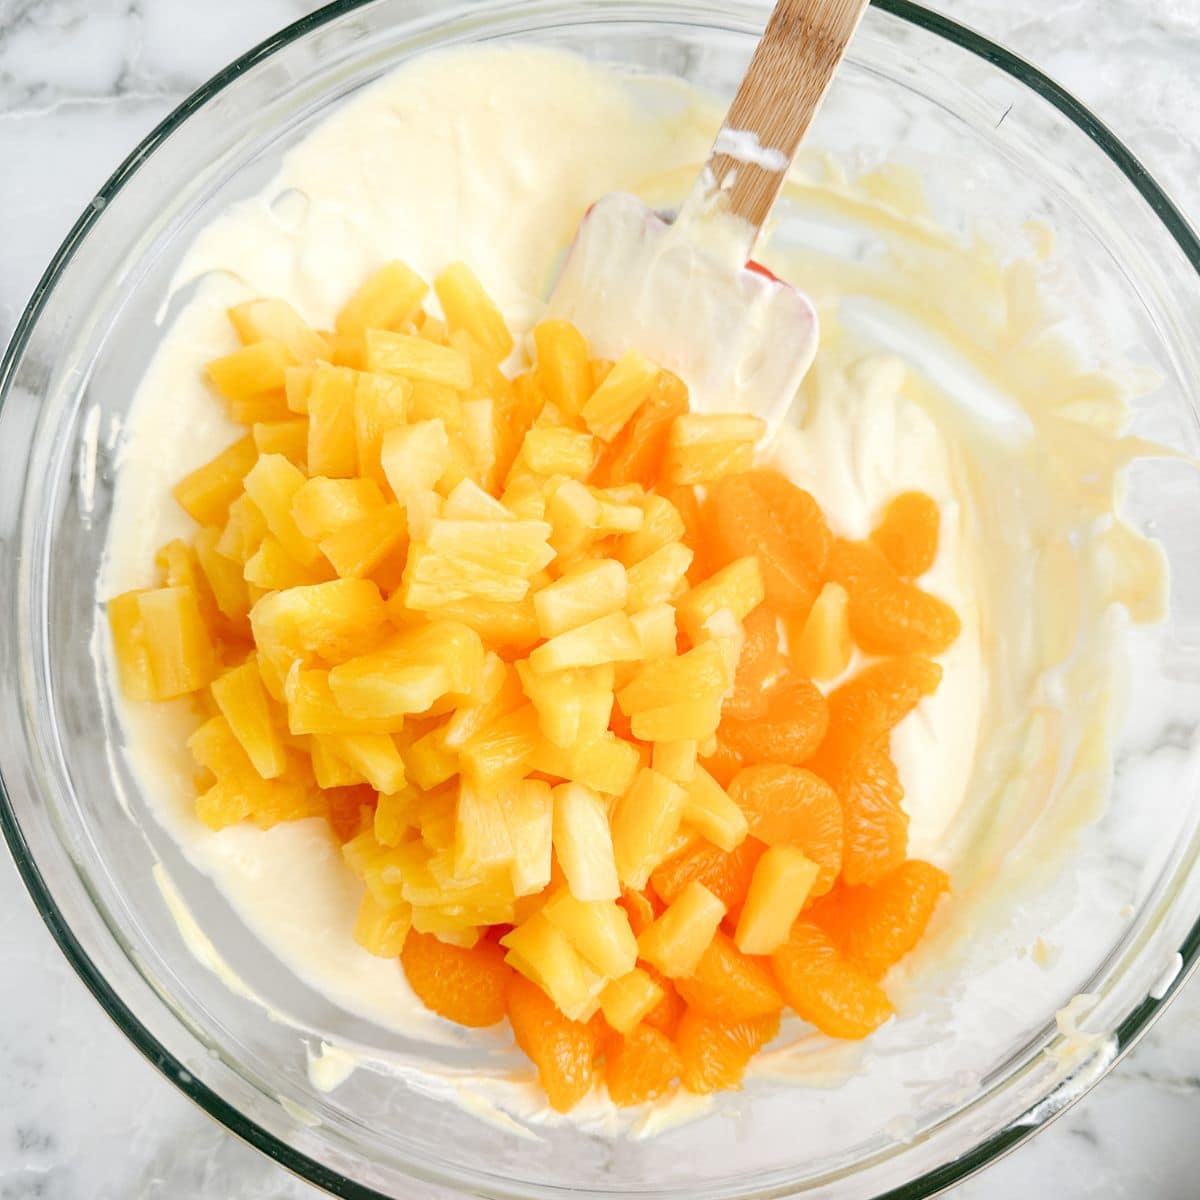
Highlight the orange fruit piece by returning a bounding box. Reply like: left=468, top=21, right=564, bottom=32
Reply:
left=770, top=923, right=894, bottom=1039
left=661, top=483, right=710, bottom=584
left=400, top=930, right=512, bottom=1028
left=726, top=765, right=843, bottom=896
left=831, top=739, right=909, bottom=886
left=677, top=1009, right=781, bottom=1094
left=640, top=962, right=686, bottom=1036
left=325, top=784, right=375, bottom=843
left=619, top=887, right=659, bottom=936
left=605, top=1023, right=682, bottom=1106
left=720, top=676, right=829, bottom=765
left=871, top=491, right=940, bottom=579
left=649, top=836, right=766, bottom=925
left=710, top=470, right=831, bottom=619
left=675, top=931, right=783, bottom=1020
left=506, top=974, right=601, bottom=1112
left=698, top=734, right=745, bottom=787
left=722, top=607, right=788, bottom=721
left=596, top=372, right=688, bottom=488
left=807, top=859, right=949, bottom=978
left=809, top=656, right=943, bottom=778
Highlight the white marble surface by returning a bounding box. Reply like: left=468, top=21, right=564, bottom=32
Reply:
left=1, top=0, right=1198, bottom=1197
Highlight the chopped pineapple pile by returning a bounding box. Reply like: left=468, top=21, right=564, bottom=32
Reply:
left=109, top=258, right=956, bottom=1112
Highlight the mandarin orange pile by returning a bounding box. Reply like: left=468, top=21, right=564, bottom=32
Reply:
left=108, top=258, right=957, bottom=1112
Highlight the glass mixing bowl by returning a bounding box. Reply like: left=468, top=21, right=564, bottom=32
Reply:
left=2, top=1, right=1199, bottom=1197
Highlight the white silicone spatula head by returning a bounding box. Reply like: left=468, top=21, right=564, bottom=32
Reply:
left=550, top=0, right=870, bottom=433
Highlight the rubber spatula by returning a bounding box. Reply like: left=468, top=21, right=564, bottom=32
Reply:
left=549, top=0, right=869, bottom=434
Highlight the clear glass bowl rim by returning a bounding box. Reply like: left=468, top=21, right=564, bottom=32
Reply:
left=1, top=1, right=1198, bottom=1198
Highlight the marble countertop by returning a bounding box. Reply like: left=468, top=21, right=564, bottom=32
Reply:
left=1, top=1, right=1198, bottom=1197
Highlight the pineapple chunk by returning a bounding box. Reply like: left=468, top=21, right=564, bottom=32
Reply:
left=292, top=477, right=385, bottom=540
left=516, top=425, right=596, bottom=479
left=354, top=371, right=410, bottom=485
left=533, top=558, right=627, bottom=638
left=651, top=739, right=698, bottom=784
left=500, top=912, right=604, bottom=1022
left=637, top=881, right=725, bottom=978
left=329, top=333, right=365, bottom=370
left=403, top=489, right=442, bottom=542
left=228, top=298, right=328, bottom=363
left=530, top=733, right=640, bottom=797
left=516, top=661, right=613, bottom=749
left=791, top=581, right=852, bottom=681
left=502, top=779, right=554, bottom=896
left=617, top=494, right=686, bottom=566
left=533, top=320, right=591, bottom=418
left=599, top=968, right=665, bottom=1035
left=227, top=391, right=294, bottom=426
left=285, top=365, right=314, bottom=414
left=552, top=783, right=620, bottom=901
left=320, top=505, right=408, bottom=580
left=253, top=418, right=309, bottom=468
left=611, top=767, right=688, bottom=890
left=460, top=398, right=497, bottom=486
left=408, top=381, right=463, bottom=430
left=106, top=590, right=155, bottom=701
left=173, top=435, right=257, bottom=526
left=676, top=556, right=765, bottom=644
left=307, top=364, right=360, bottom=478
left=375, top=786, right=419, bottom=846
left=365, top=329, right=472, bottom=389
left=210, top=659, right=286, bottom=779
left=286, top=669, right=406, bottom=735
left=580, top=348, right=659, bottom=442
left=380, top=419, right=451, bottom=502
left=403, top=726, right=459, bottom=790
left=625, top=542, right=693, bottom=611
left=328, top=656, right=453, bottom=720
left=310, top=737, right=366, bottom=788
left=545, top=478, right=601, bottom=559
left=617, top=640, right=731, bottom=715
left=216, top=492, right=268, bottom=563
left=630, top=694, right=724, bottom=743
left=630, top=603, right=677, bottom=662
left=242, top=453, right=323, bottom=568
left=244, top=536, right=331, bottom=591
left=454, top=780, right=515, bottom=878
left=735, top=845, right=820, bottom=955
left=434, top=262, right=514, bottom=360
left=441, top=653, right=519, bottom=747
left=543, top=891, right=637, bottom=978
left=321, top=732, right=406, bottom=793
left=681, top=767, right=749, bottom=852
left=441, top=479, right=512, bottom=522
left=137, top=586, right=217, bottom=698
left=663, top=412, right=765, bottom=485
left=353, top=891, right=412, bottom=957
left=528, top=611, right=641, bottom=674
left=207, top=339, right=294, bottom=403
left=335, top=260, right=428, bottom=337
left=460, top=703, right=540, bottom=789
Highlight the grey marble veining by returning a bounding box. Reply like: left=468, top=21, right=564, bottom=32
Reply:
left=1, top=2, right=1198, bottom=1198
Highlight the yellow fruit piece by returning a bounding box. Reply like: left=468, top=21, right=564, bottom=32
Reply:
left=516, top=425, right=596, bottom=479
left=455, top=780, right=515, bottom=880
left=242, top=452, right=323, bottom=568
left=459, top=398, right=497, bottom=487
left=173, top=435, right=257, bottom=527
left=530, top=732, right=640, bottom=797
left=662, top=412, right=765, bottom=485
left=137, top=586, right=217, bottom=699
left=380, top=419, right=451, bottom=502
left=528, top=611, right=642, bottom=674
left=440, top=653, right=518, bottom=747
left=216, top=493, right=267, bottom=564
left=310, top=736, right=366, bottom=788
left=553, top=782, right=620, bottom=901
left=502, top=778, right=554, bottom=896
left=790, top=580, right=852, bottom=682
left=637, top=880, right=725, bottom=979
left=441, top=479, right=512, bottom=522
left=107, top=590, right=155, bottom=701
left=365, top=330, right=472, bottom=390
left=681, top=767, right=748, bottom=852
left=630, top=603, right=677, bottom=662
left=580, top=348, right=659, bottom=442
left=516, top=661, right=613, bottom=749
left=676, top=556, right=765, bottom=645
left=734, top=845, right=820, bottom=955
left=631, top=694, right=724, bottom=743
left=533, top=320, right=591, bottom=418
left=543, top=891, right=638, bottom=978
left=243, top=536, right=332, bottom=591
left=285, top=669, right=406, bottom=735
left=375, top=786, right=419, bottom=846
left=328, top=333, right=365, bottom=370
left=625, top=542, right=693, bottom=612
left=617, top=640, right=731, bottom=715
left=329, top=657, right=453, bottom=721
left=617, top=494, right=685, bottom=565
left=403, top=726, right=458, bottom=790
left=353, top=891, right=412, bottom=957
left=320, top=506, right=408, bottom=580
left=285, top=365, right=313, bottom=415
left=292, top=477, right=385, bottom=541
left=651, top=740, right=698, bottom=785
left=211, top=658, right=286, bottom=779
left=228, top=298, right=328, bottom=364
left=533, top=558, right=627, bottom=638
left=252, top=418, right=309, bottom=469
left=408, top=380, right=463, bottom=430
left=335, top=260, right=428, bottom=338
left=611, top=767, right=688, bottom=890
left=353, top=371, right=410, bottom=485
left=322, top=732, right=406, bottom=793
left=434, top=262, right=514, bottom=360
left=460, top=703, right=540, bottom=790
left=501, top=911, right=604, bottom=1022
left=600, top=968, right=665, bottom=1035
left=306, top=364, right=360, bottom=478
left=207, top=339, right=294, bottom=403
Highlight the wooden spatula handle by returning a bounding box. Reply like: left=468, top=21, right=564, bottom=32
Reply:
left=705, top=0, right=869, bottom=249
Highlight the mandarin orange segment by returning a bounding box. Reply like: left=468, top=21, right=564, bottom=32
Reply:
left=722, top=606, right=787, bottom=721
left=719, top=676, right=828, bottom=766
left=649, top=836, right=766, bottom=926
left=807, top=859, right=949, bottom=978
left=698, top=735, right=745, bottom=788
left=871, top=491, right=940, bottom=579
left=710, top=470, right=831, bottom=619
left=677, top=1009, right=781, bottom=1094
left=770, top=923, right=894, bottom=1039
left=400, top=929, right=512, bottom=1027
left=832, top=739, right=909, bottom=886
left=596, top=372, right=688, bottom=488
left=661, top=483, right=709, bottom=584
left=639, top=962, right=686, bottom=1036
left=506, top=974, right=601, bottom=1112
left=726, top=765, right=843, bottom=896
left=605, top=1023, right=682, bottom=1106
left=675, top=931, right=783, bottom=1020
